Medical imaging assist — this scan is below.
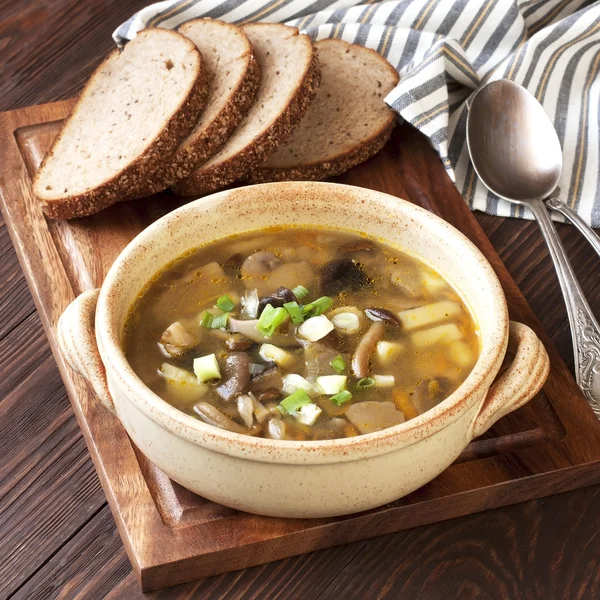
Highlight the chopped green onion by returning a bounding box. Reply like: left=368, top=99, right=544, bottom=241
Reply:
left=201, top=311, right=229, bottom=329
left=356, top=377, right=375, bottom=389
left=257, top=304, right=289, bottom=337
left=330, top=355, right=346, bottom=374
left=302, top=296, right=333, bottom=317
left=330, top=390, right=352, bottom=406
left=292, top=285, right=309, bottom=300
left=283, top=301, right=304, bottom=324
left=278, top=389, right=312, bottom=414
left=216, top=294, right=235, bottom=312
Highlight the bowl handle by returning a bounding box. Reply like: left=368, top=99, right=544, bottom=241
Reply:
left=472, top=321, right=550, bottom=438
left=56, top=289, right=115, bottom=414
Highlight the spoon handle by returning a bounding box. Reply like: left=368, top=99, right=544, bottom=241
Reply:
left=528, top=198, right=600, bottom=419
left=545, top=197, right=600, bottom=259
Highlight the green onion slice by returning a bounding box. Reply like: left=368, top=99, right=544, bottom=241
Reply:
left=216, top=294, right=236, bottom=312
left=257, top=304, right=289, bottom=337
left=292, top=285, right=309, bottom=300
left=330, top=355, right=346, bottom=374
left=330, top=390, right=352, bottom=406
left=279, top=389, right=312, bottom=414
left=201, top=311, right=229, bottom=329
left=356, top=377, right=375, bottom=389
left=302, top=296, right=333, bottom=317
left=283, top=301, right=304, bottom=324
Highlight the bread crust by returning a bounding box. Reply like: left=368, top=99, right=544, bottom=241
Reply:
left=248, top=120, right=396, bottom=183
left=172, top=28, right=321, bottom=197
left=135, top=20, right=262, bottom=195
left=36, top=28, right=206, bottom=219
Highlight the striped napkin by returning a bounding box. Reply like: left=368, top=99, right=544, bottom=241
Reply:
left=115, top=0, right=600, bottom=227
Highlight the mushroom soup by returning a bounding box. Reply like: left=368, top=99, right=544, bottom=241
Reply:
left=123, top=227, right=479, bottom=440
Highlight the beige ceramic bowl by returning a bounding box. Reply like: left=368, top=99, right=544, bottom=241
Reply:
left=57, top=182, right=549, bottom=518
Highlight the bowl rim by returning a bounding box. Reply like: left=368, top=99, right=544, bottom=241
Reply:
left=96, top=182, right=508, bottom=464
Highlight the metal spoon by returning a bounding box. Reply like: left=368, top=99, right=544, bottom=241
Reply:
left=545, top=198, right=600, bottom=259
left=466, top=79, right=600, bottom=418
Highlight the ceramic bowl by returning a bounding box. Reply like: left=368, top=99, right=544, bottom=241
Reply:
left=57, top=182, right=549, bottom=518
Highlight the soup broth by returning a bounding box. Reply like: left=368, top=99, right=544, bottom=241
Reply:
left=124, top=227, right=479, bottom=440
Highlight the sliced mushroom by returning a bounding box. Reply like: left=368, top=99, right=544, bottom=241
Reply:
left=351, top=321, right=386, bottom=378
left=193, top=402, right=246, bottom=433
left=229, top=317, right=299, bottom=346
left=339, top=239, right=376, bottom=254
left=257, top=286, right=298, bottom=316
left=364, top=308, right=401, bottom=326
left=302, top=342, right=343, bottom=379
left=249, top=392, right=270, bottom=423
left=225, top=333, right=254, bottom=351
left=250, top=366, right=283, bottom=393
left=160, top=322, right=198, bottom=356
left=389, top=265, right=422, bottom=298
left=345, top=401, right=406, bottom=434
left=256, top=388, right=282, bottom=403
left=411, top=379, right=445, bottom=415
left=272, top=262, right=314, bottom=292
left=222, top=253, right=245, bottom=274
left=241, top=252, right=282, bottom=295
left=241, top=251, right=281, bottom=276
left=267, top=417, right=287, bottom=440
left=237, top=394, right=254, bottom=428
left=215, top=353, right=251, bottom=401
left=321, top=258, right=370, bottom=296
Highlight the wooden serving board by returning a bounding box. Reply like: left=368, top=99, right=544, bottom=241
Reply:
left=1, top=100, right=600, bottom=593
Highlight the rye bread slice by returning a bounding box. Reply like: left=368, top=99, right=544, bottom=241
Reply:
left=136, top=19, right=261, bottom=195
left=34, top=28, right=208, bottom=219
left=248, top=39, right=399, bottom=183
left=173, top=23, right=320, bottom=196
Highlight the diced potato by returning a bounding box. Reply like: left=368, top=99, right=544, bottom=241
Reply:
left=193, top=353, right=221, bottom=382
left=398, top=300, right=462, bottom=331
left=160, top=364, right=208, bottom=402
left=160, top=363, right=197, bottom=385
left=259, top=344, right=295, bottom=368
left=421, top=270, right=448, bottom=294
left=412, top=323, right=462, bottom=348
left=282, top=374, right=318, bottom=397
left=316, top=375, right=347, bottom=395
left=448, top=340, right=475, bottom=368
left=298, top=315, right=334, bottom=341
left=373, top=374, right=396, bottom=388
left=376, top=341, right=404, bottom=366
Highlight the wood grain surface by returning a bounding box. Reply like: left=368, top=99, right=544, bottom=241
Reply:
left=1, top=1, right=599, bottom=598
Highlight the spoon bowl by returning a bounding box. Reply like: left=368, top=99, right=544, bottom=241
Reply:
left=467, top=79, right=562, bottom=203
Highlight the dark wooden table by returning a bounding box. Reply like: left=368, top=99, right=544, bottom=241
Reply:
left=1, top=1, right=599, bottom=598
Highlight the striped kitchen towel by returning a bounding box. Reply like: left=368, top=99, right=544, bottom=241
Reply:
left=115, top=0, right=600, bottom=227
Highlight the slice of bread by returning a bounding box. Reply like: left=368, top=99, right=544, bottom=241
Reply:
left=173, top=23, right=321, bottom=196
left=136, top=19, right=261, bottom=195
left=248, top=39, right=399, bottom=183
left=34, top=28, right=208, bottom=219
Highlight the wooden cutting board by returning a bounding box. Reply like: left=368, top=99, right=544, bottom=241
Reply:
left=1, top=100, right=599, bottom=593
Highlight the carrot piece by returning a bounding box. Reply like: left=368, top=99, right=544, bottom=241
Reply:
left=393, top=388, right=418, bottom=420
